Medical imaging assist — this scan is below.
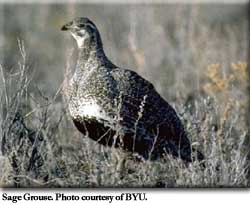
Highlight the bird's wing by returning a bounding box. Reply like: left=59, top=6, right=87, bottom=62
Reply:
left=110, top=68, right=190, bottom=148
left=110, top=68, right=178, bottom=125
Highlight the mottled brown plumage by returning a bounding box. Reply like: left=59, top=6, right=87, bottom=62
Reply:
left=61, top=17, right=204, bottom=162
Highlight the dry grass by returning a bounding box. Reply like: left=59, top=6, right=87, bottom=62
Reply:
left=0, top=41, right=249, bottom=188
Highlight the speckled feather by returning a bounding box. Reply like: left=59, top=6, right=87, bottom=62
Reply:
left=62, top=17, right=203, bottom=162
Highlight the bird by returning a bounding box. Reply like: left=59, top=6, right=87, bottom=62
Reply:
left=61, top=17, right=204, bottom=163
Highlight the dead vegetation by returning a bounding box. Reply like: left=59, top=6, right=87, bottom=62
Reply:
left=0, top=40, right=249, bottom=188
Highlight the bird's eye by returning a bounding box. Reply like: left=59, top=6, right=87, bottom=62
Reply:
left=79, top=24, right=85, bottom=28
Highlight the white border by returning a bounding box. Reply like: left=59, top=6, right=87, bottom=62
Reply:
left=0, top=189, right=250, bottom=205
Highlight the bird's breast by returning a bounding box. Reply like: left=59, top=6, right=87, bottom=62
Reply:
left=69, top=98, right=114, bottom=124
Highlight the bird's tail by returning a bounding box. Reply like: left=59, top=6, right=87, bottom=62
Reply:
left=178, top=131, right=205, bottom=167
left=191, top=148, right=206, bottom=168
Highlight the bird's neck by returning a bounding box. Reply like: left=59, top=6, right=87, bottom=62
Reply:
left=76, top=38, right=115, bottom=72
left=78, top=46, right=105, bottom=67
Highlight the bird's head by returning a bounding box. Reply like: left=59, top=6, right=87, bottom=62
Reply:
left=61, top=17, right=102, bottom=49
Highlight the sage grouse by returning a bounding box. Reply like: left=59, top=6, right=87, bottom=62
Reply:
left=61, top=17, right=203, bottom=163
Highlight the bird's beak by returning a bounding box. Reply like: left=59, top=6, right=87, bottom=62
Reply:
left=61, top=24, right=69, bottom=31
left=61, top=21, right=74, bottom=31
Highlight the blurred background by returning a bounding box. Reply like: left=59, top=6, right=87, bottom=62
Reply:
left=0, top=2, right=248, bottom=101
